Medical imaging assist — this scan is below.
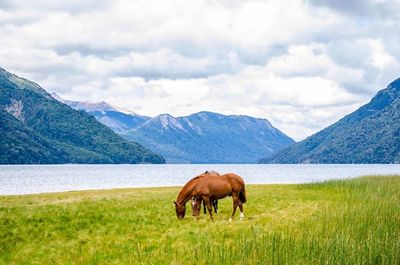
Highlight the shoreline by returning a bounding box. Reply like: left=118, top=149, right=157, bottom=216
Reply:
left=3, top=174, right=400, bottom=196
left=2, top=175, right=400, bottom=196
left=2, top=164, right=400, bottom=195
left=0, top=182, right=298, bottom=197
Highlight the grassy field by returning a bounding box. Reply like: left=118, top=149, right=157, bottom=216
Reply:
left=1, top=176, right=399, bottom=264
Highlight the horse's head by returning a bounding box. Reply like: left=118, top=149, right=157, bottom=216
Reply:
left=174, top=201, right=186, bottom=219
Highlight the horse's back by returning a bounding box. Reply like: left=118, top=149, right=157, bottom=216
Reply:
left=221, top=173, right=245, bottom=185
left=195, top=173, right=244, bottom=187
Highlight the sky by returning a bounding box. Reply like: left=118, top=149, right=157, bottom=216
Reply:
left=0, top=0, right=399, bottom=140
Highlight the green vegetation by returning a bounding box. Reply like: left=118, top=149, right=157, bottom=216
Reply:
left=0, top=67, right=165, bottom=164
left=261, top=78, right=400, bottom=163
left=1, top=176, right=399, bottom=264
left=123, top=112, right=294, bottom=163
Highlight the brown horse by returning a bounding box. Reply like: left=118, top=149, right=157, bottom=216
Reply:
left=174, top=173, right=246, bottom=221
left=191, top=171, right=220, bottom=216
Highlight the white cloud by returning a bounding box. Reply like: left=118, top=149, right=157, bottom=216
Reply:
left=0, top=0, right=399, bottom=141
left=368, top=38, right=397, bottom=70
left=56, top=58, right=365, bottom=140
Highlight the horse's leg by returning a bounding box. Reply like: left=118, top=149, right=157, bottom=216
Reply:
left=229, top=193, right=239, bottom=222
left=203, top=199, right=207, bottom=215
left=196, top=198, right=202, bottom=219
left=213, top=200, right=218, bottom=213
left=238, top=200, right=244, bottom=220
left=203, top=196, right=213, bottom=221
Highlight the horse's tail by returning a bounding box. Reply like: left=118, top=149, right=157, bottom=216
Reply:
left=239, top=184, right=247, bottom=204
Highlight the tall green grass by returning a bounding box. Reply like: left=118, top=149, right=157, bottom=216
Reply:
left=1, top=176, right=399, bottom=264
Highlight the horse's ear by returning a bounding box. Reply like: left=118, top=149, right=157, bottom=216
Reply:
left=173, top=201, right=178, bottom=206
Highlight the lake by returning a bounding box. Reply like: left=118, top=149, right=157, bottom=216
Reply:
left=1, top=164, right=400, bottom=195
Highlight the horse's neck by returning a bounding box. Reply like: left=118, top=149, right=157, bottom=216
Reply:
left=177, top=181, right=195, bottom=204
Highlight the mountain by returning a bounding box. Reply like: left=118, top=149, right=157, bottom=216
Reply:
left=260, top=78, right=400, bottom=163
left=0, top=67, right=165, bottom=164
left=60, top=97, right=294, bottom=163
left=125, top=112, right=294, bottom=163
left=115, top=112, right=293, bottom=163
left=90, top=111, right=149, bottom=134
left=53, top=94, right=150, bottom=134
left=53, top=93, right=137, bottom=114
left=0, top=108, right=65, bottom=164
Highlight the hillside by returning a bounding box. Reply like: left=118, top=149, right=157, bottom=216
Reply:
left=61, top=98, right=294, bottom=163
left=54, top=95, right=150, bottom=134
left=0, top=67, right=165, bottom=164
left=260, top=78, right=400, bottom=163
left=125, top=112, right=294, bottom=163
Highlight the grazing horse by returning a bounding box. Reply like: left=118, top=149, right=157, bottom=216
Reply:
left=174, top=173, right=246, bottom=221
left=191, top=171, right=220, bottom=216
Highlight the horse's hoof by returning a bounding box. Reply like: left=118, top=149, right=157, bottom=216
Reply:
left=228, top=218, right=233, bottom=222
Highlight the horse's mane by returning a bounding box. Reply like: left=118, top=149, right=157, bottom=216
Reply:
left=178, top=174, right=209, bottom=199
left=179, top=175, right=201, bottom=193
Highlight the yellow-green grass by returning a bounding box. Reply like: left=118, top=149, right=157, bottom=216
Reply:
left=1, top=176, right=399, bottom=264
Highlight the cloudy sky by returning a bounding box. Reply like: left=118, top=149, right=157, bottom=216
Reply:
left=1, top=0, right=399, bottom=140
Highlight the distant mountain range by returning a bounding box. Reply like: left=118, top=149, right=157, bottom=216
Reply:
left=60, top=97, right=295, bottom=163
left=260, top=78, right=400, bottom=163
left=125, top=112, right=295, bottom=163
left=6, top=65, right=398, bottom=165
left=54, top=95, right=150, bottom=134
left=0, top=67, right=165, bottom=164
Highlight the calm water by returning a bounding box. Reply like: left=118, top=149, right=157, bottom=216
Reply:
left=1, top=164, right=400, bottom=195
